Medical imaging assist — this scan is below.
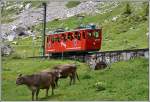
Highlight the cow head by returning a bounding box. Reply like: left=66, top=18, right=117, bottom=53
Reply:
left=54, top=70, right=62, bottom=78
left=16, top=74, right=25, bottom=85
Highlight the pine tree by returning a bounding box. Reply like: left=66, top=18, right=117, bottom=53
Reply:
left=144, top=2, right=148, bottom=16
left=124, top=3, right=132, bottom=15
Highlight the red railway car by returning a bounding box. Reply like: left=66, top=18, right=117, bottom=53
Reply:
left=45, top=27, right=102, bottom=55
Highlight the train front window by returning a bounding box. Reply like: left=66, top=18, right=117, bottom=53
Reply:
left=94, top=31, right=99, bottom=38
left=88, top=32, right=92, bottom=38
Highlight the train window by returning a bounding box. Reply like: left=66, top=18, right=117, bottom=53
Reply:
left=88, top=32, right=92, bottom=38
left=56, top=37, right=60, bottom=42
left=82, top=32, right=86, bottom=39
left=51, top=37, right=54, bottom=43
left=62, top=34, right=67, bottom=42
left=74, top=32, right=80, bottom=40
left=77, top=33, right=80, bottom=40
left=74, top=32, right=78, bottom=39
left=94, top=31, right=99, bottom=38
left=58, top=37, right=60, bottom=42
left=68, top=33, right=73, bottom=40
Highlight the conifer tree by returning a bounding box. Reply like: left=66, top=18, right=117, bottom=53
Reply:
left=124, top=3, right=132, bottom=15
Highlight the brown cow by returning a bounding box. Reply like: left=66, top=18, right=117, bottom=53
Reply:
left=95, top=61, right=107, bottom=70
left=45, top=70, right=61, bottom=88
left=16, top=72, right=55, bottom=101
left=41, top=69, right=61, bottom=88
left=53, top=64, right=80, bottom=85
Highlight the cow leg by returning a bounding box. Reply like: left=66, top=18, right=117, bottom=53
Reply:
left=72, top=73, right=76, bottom=84
left=51, top=86, right=54, bottom=95
left=46, top=88, right=49, bottom=97
left=69, top=76, right=72, bottom=85
left=76, top=72, right=80, bottom=81
left=55, top=78, right=59, bottom=87
left=36, top=89, right=40, bottom=101
left=32, top=90, right=35, bottom=101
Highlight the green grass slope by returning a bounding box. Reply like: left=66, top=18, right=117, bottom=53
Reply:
left=2, top=58, right=148, bottom=101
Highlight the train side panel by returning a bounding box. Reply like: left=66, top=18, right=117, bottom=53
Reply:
left=45, top=28, right=102, bottom=54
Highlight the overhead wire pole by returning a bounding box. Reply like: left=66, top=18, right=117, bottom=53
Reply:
left=42, top=2, right=47, bottom=57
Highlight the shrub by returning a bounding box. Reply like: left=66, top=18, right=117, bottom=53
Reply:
left=94, top=81, right=106, bottom=91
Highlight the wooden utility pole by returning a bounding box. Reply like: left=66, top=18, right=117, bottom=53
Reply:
left=42, top=2, right=46, bottom=57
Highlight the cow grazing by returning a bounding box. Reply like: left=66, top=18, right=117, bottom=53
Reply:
left=42, top=69, right=61, bottom=88
left=16, top=72, right=55, bottom=101
left=53, top=64, right=80, bottom=85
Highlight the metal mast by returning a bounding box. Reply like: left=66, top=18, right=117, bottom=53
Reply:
left=42, top=2, right=46, bottom=57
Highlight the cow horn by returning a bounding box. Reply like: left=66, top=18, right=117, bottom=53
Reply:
left=19, top=74, right=22, bottom=77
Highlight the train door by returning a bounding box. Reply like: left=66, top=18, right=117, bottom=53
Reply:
left=86, top=30, right=95, bottom=50
left=60, top=33, right=67, bottom=52
left=46, top=35, right=55, bottom=53
left=65, top=32, right=74, bottom=51
left=80, top=30, right=86, bottom=50
left=73, top=31, right=82, bottom=51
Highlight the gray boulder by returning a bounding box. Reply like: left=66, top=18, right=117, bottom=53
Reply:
left=1, top=44, right=13, bottom=56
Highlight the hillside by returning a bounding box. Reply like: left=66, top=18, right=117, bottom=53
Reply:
left=6, top=1, right=148, bottom=58
left=2, top=58, right=148, bottom=101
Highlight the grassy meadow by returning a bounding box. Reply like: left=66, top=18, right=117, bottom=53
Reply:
left=2, top=58, right=149, bottom=101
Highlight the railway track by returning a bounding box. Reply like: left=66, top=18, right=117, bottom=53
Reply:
left=60, top=48, right=149, bottom=69
left=64, top=48, right=149, bottom=60
left=29, top=48, right=149, bottom=69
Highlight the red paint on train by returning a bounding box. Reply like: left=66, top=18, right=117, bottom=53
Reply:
left=45, top=28, right=102, bottom=54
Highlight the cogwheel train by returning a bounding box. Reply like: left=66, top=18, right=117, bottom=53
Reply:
left=45, top=25, right=102, bottom=56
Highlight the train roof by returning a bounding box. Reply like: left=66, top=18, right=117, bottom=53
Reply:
left=46, top=28, right=101, bottom=36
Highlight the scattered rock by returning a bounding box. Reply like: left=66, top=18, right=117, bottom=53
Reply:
left=12, top=41, right=18, bottom=45
left=7, top=32, right=16, bottom=41
left=112, top=16, right=118, bottom=21
left=25, top=3, right=31, bottom=10
left=129, top=27, right=133, bottom=30
left=1, top=44, right=13, bottom=56
left=146, top=32, right=149, bottom=36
